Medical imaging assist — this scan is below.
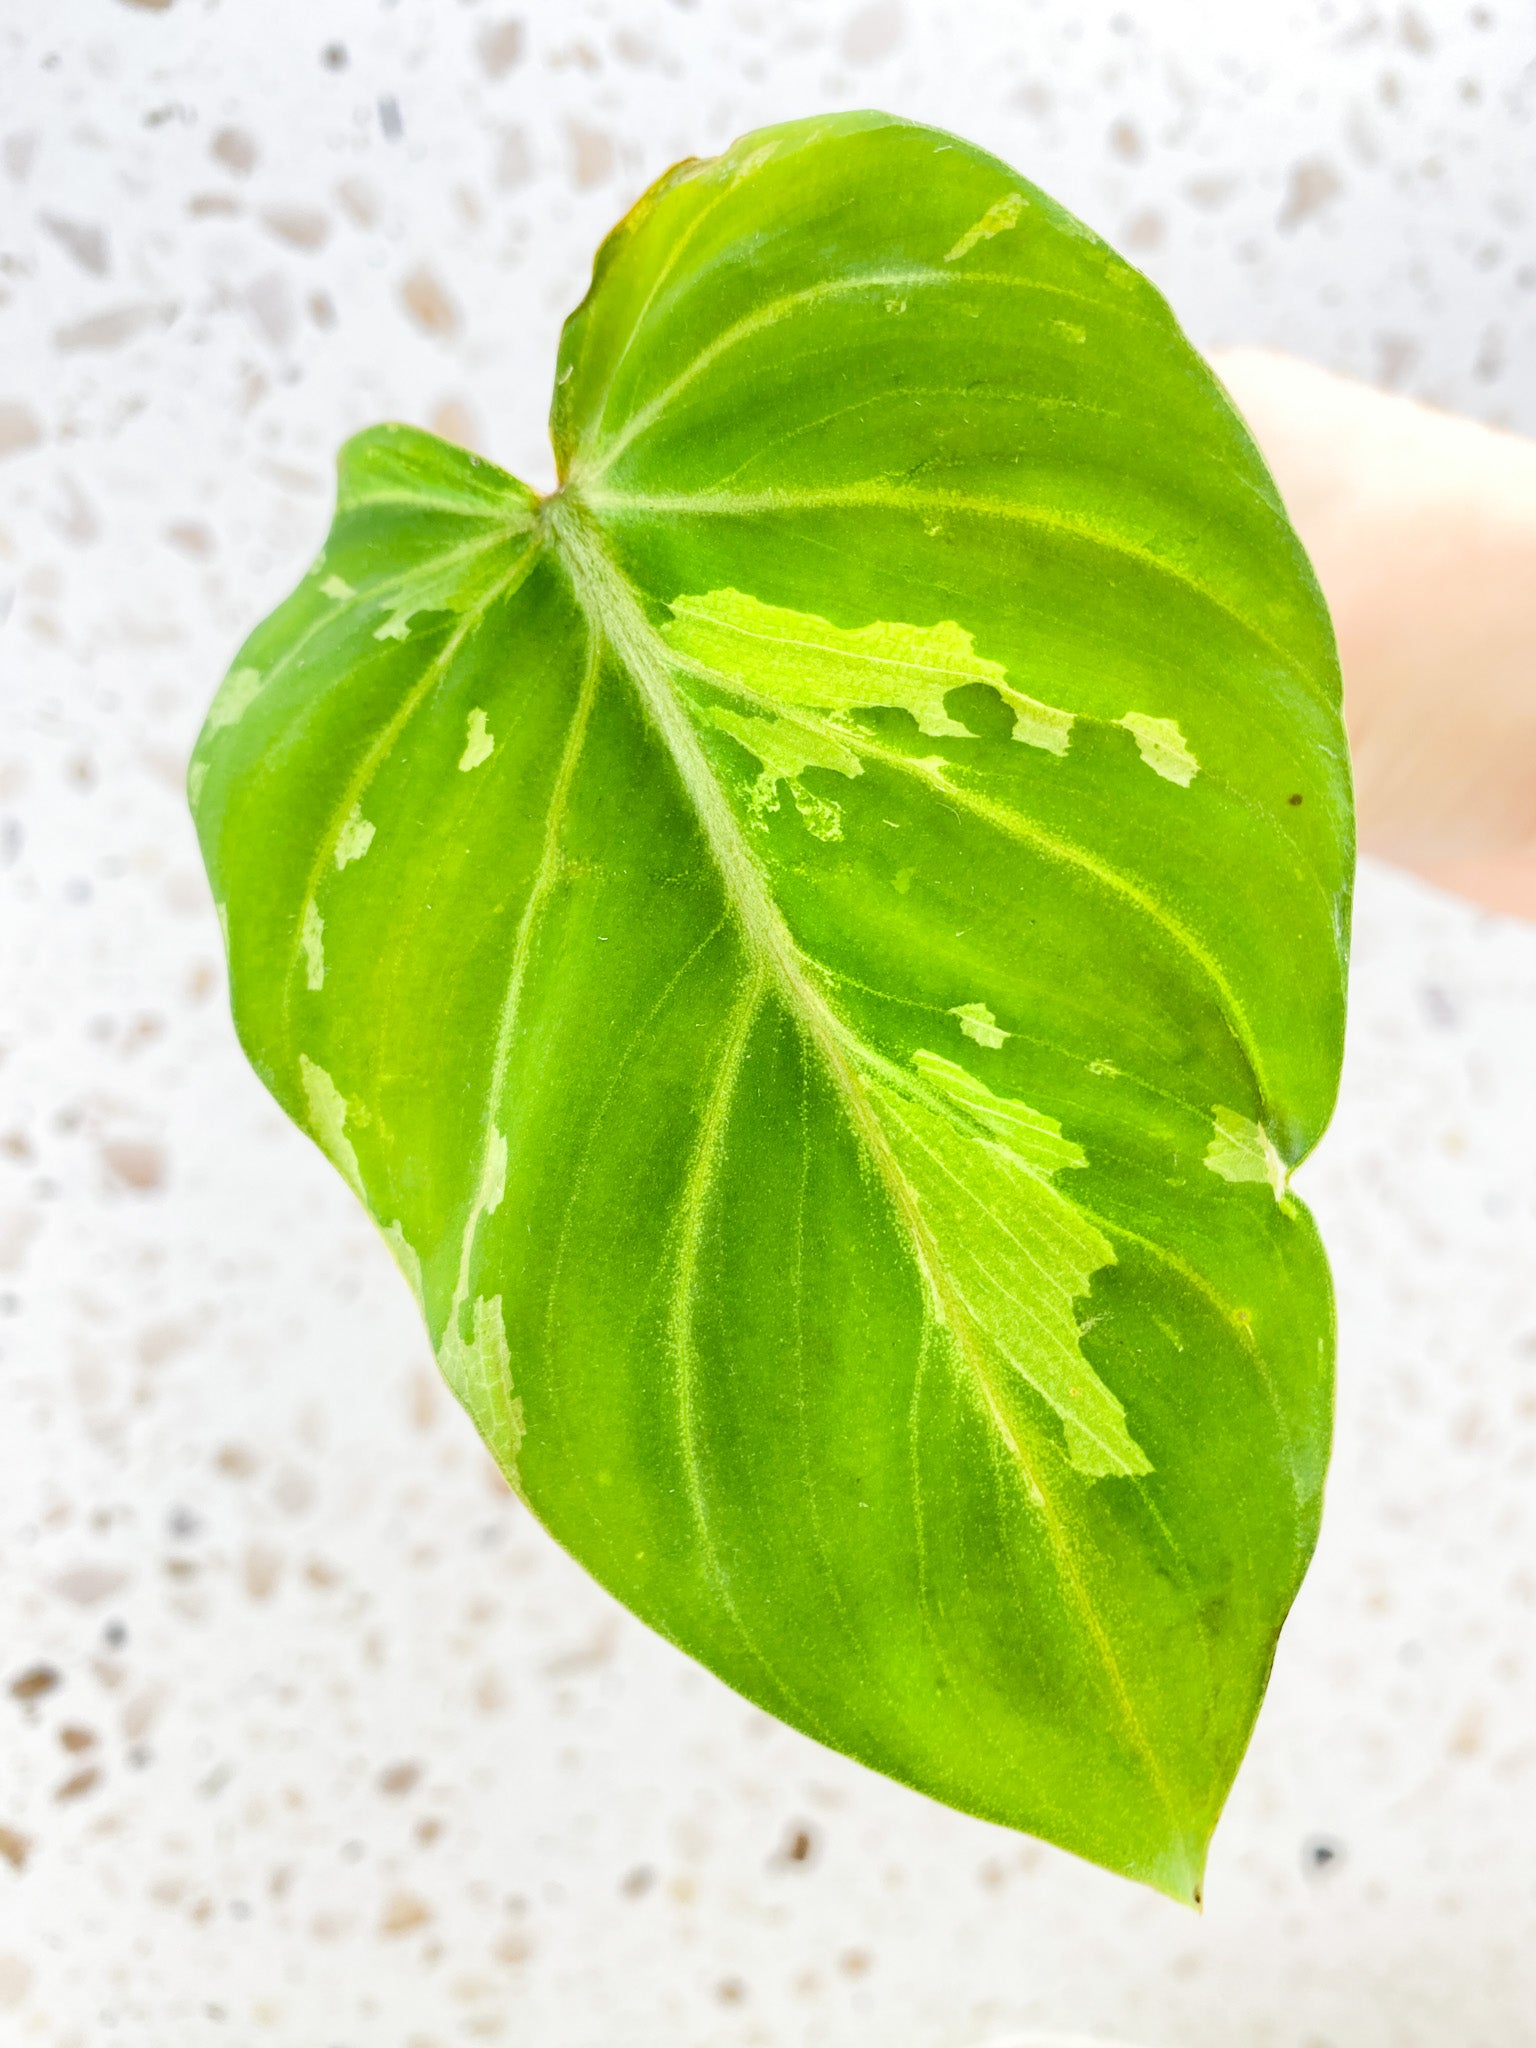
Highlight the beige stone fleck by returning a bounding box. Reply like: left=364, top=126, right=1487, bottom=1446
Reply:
left=41, top=215, right=109, bottom=275
left=210, top=125, right=257, bottom=175
left=243, top=1544, right=281, bottom=1601
left=54, top=303, right=176, bottom=353
left=52, top=1564, right=128, bottom=1606
left=381, top=1891, right=434, bottom=1936
left=10, top=1664, right=60, bottom=1702
left=400, top=266, right=460, bottom=338
left=336, top=176, right=379, bottom=227
left=841, top=2, right=904, bottom=63
left=102, top=1140, right=165, bottom=1191
left=429, top=398, right=481, bottom=451
left=260, top=204, right=331, bottom=252
left=478, top=19, right=524, bottom=78
left=0, top=1953, right=33, bottom=2010
left=566, top=121, right=614, bottom=190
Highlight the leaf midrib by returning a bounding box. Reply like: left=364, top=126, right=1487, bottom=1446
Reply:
left=658, top=642, right=1282, bottom=1129
left=548, top=493, right=1188, bottom=1843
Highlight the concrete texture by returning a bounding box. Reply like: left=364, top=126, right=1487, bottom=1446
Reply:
left=3, top=3, right=1535, bottom=2044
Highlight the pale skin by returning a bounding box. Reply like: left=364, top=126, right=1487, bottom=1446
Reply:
left=1211, top=349, right=1536, bottom=922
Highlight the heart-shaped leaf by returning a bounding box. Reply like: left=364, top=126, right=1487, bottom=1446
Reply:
left=191, top=111, right=1352, bottom=1900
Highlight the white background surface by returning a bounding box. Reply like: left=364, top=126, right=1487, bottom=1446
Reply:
left=3, top=3, right=1536, bottom=2045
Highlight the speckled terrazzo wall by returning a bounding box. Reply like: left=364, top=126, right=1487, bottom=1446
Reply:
left=3, top=4, right=1536, bottom=2045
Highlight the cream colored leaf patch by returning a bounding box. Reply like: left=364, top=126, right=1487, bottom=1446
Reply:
left=320, top=573, right=356, bottom=600
left=370, top=535, right=524, bottom=644
left=438, top=1293, right=525, bottom=1478
left=944, top=190, right=1027, bottom=262
left=300, top=901, right=325, bottom=990
left=381, top=1221, right=424, bottom=1308
left=204, top=666, right=263, bottom=733
left=706, top=705, right=861, bottom=840
left=1119, top=713, right=1198, bottom=786
left=335, top=806, right=376, bottom=867
left=664, top=588, right=1073, bottom=752
left=869, top=1051, right=1145, bottom=1480
left=477, top=1126, right=508, bottom=1216
left=950, top=1001, right=1009, bottom=1049
left=1205, top=1107, right=1288, bottom=1201
left=298, top=1055, right=365, bottom=1200
left=459, top=708, right=495, bottom=771
left=914, top=1049, right=1086, bottom=1176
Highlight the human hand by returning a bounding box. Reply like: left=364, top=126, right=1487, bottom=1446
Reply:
left=1211, top=348, right=1536, bottom=921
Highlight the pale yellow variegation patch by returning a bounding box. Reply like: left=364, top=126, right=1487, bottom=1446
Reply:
left=944, top=190, right=1027, bottom=261
left=950, top=1001, right=1009, bottom=1049
left=1119, top=713, right=1199, bottom=786
left=439, top=1294, right=525, bottom=1479
left=459, top=708, right=494, bottom=771
left=205, top=666, right=262, bottom=732
left=335, top=806, right=376, bottom=867
left=664, top=588, right=1073, bottom=755
left=1204, top=1107, right=1288, bottom=1201
left=870, top=1049, right=1147, bottom=1480
left=706, top=705, right=861, bottom=841
left=300, top=901, right=325, bottom=990
left=298, top=1055, right=365, bottom=1200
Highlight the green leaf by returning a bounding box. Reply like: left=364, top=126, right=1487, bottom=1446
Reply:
left=190, top=111, right=1352, bottom=1901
